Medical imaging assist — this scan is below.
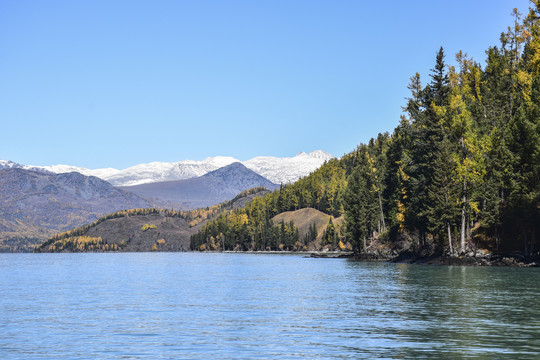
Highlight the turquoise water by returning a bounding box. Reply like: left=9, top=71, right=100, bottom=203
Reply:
left=1, top=253, right=539, bottom=359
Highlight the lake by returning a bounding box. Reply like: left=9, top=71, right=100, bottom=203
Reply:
left=1, top=253, right=539, bottom=359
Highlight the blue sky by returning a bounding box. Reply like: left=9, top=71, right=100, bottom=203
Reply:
left=0, top=0, right=531, bottom=169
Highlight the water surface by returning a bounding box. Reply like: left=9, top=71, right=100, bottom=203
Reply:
left=1, top=253, right=539, bottom=359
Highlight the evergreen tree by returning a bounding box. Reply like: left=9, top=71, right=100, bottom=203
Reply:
left=425, top=135, right=459, bottom=253
left=343, top=150, right=379, bottom=252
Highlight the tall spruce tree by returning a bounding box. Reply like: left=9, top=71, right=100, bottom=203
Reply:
left=344, top=149, right=379, bottom=252
left=405, top=47, right=449, bottom=245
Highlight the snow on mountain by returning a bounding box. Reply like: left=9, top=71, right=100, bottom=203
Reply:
left=27, top=164, right=120, bottom=179
left=305, top=150, right=334, bottom=160
left=1, top=151, right=334, bottom=187
left=120, top=162, right=279, bottom=209
left=25, top=156, right=239, bottom=187
left=244, top=150, right=335, bottom=184
left=0, top=160, right=25, bottom=169
left=103, top=156, right=239, bottom=186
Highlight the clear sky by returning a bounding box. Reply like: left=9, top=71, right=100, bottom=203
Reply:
left=0, top=0, right=531, bottom=169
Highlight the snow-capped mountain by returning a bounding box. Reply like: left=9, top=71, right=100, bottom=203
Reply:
left=107, top=156, right=238, bottom=186
left=120, top=162, right=279, bottom=209
left=1, top=151, right=335, bottom=187
left=244, top=150, right=335, bottom=184
left=0, top=160, right=25, bottom=170
left=28, top=164, right=120, bottom=179
left=23, top=156, right=238, bottom=187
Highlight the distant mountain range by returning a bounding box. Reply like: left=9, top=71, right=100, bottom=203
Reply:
left=120, top=162, right=279, bottom=209
left=0, top=151, right=334, bottom=251
left=0, top=150, right=335, bottom=186
left=0, top=168, right=150, bottom=251
left=0, top=163, right=276, bottom=251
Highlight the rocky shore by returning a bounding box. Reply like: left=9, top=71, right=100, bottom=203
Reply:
left=358, top=244, right=539, bottom=267
left=391, top=251, right=540, bottom=267
left=227, top=243, right=540, bottom=267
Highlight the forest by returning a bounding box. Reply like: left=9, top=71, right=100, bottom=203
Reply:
left=191, top=3, right=540, bottom=256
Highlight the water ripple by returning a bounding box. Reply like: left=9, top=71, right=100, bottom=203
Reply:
left=1, top=253, right=540, bottom=359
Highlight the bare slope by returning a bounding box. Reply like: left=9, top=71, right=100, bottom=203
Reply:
left=271, top=208, right=343, bottom=243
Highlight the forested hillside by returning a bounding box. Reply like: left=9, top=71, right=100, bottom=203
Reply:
left=191, top=3, right=540, bottom=256
left=35, top=188, right=270, bottom=252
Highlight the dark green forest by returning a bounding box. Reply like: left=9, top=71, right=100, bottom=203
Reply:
left=191, top=3, right=540, bottom=256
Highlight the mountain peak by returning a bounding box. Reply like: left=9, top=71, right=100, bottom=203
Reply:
left=0, top=167, right=151, bottom=246
left=294, top=150, right=334, bottom=160
left=120, top=161, right=277, bottom=209
left=308, top=150, right=334, bottom=160
left=204, top=162, right=275, bottom=185
left=0, top=159, right=24, bottom=169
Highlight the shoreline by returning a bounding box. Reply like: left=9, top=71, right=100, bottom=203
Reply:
left=15, top=248, right=540, bottom=267
left=170, top=249, right=540, bottom=266
left=220, top=250, right=354, bottom=258
left=390, top=253, right=540, bottom=267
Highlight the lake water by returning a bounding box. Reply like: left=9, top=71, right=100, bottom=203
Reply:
left=1, top=253, right=539, bottom=359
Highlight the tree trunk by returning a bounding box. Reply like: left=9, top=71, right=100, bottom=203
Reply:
left=363, top=236, right=366, bottom=252
left=495, top=227, right=499, bottom=252
left=377, top=191, right=386, bottom=232
left=531, top=227, right=536, bottom=255
left=524, top=231, right=528, bottom=256
left=460, top=178, right=467, bottom=252
left=447, top=223, right=453, bottom=255
left=467, top=216, right=471, bottom=245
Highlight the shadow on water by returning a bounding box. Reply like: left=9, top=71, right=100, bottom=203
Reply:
left=344, top=260, right=540, bottom=359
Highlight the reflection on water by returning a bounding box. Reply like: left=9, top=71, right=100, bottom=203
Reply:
left=1, top=253, right=539, bottom=359
left=344, top=262, right=540, bottom=359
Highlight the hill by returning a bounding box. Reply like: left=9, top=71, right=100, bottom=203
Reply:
left=35, top=188, right=271, bottom=253
left=120, top=162, right=278, bottom=209
left=37, top=211, right=198, bottom=252
left=271, top=208, right=344, bottom=250
left=0, top=168, right=150, bottom=252
left=272, top=208, right=333, bottom=242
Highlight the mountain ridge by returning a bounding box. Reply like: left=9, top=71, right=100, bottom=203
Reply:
left=0, top=168, right=151, bottom=252
left=119, top=162, right=279, bottom=209
left=1, top=151, right=335, bottom=186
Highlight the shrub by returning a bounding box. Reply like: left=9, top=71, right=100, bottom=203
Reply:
left=141, top=224, right=157, bottom=231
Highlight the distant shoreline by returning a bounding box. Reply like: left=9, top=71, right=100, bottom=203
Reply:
left=200, top=249, right=540, bottom=267
left=19, top=247, right=540, bottom=267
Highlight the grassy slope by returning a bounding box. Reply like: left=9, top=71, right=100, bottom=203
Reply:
left=271, top=207, right=344, bottom=248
